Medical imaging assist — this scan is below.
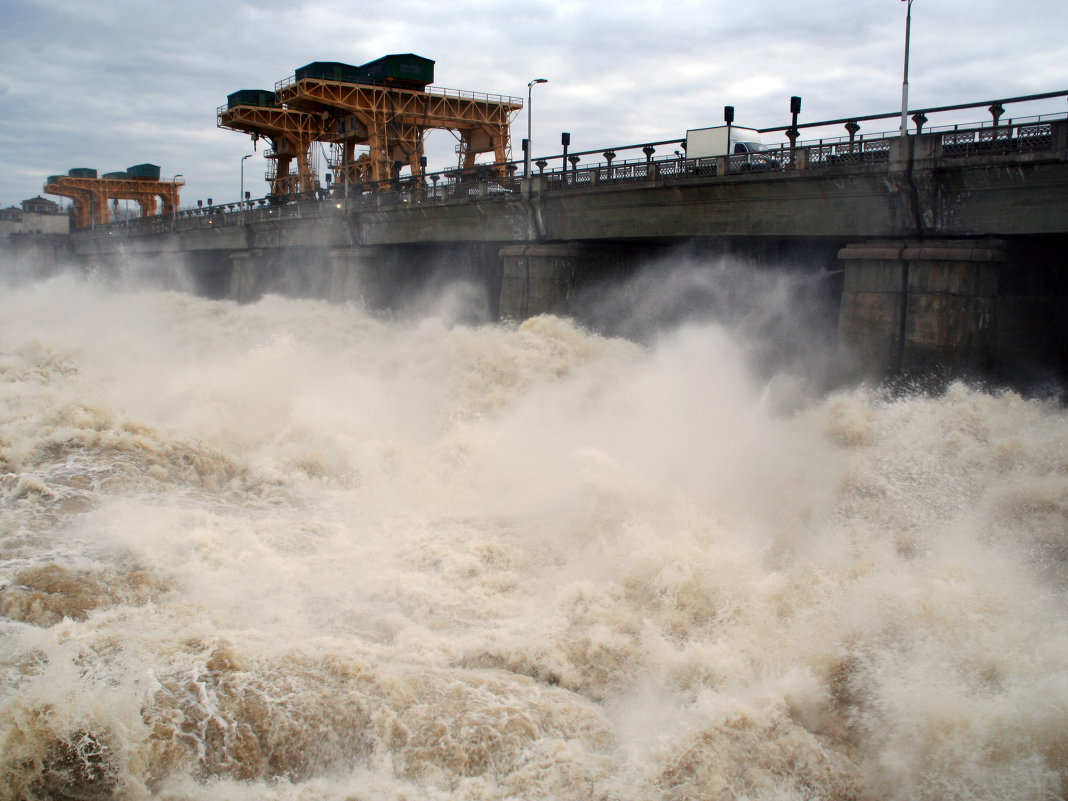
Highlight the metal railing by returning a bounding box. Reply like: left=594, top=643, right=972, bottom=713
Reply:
left=273, top=75, right=522, bottom=107
left=806, top=138, right=892, bottom=167
left=423, top=85, right=523, bottom=107
left=756, top=89, right=1068, bottom=138
left=77, top=93, right=1067, bottom=239
left=940, top=121, right=1053, bottom=158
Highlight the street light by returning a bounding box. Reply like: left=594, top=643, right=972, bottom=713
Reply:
left=240, top=154, right=253, bottom=206
left=171, top=174, right=183, bottom=230
left=788, top=96, right=802, bottom=149
left=900, top=0, right=914, bottom=137
left=526, top=78, right=548, bottom=177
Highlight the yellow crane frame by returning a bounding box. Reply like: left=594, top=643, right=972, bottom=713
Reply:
left=216, top=104, right=327, bottom=199
left=44, top=176, right=183, bottom=229
left=273, top=77, right=523, bottom=186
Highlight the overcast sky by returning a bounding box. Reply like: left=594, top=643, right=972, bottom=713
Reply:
left=2, top=0, right=1065, bottom=210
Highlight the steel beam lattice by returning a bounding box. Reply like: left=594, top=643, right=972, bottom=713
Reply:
left=217, top=105, right=327, bottom=198
left=274, top=79, right=522, bottom=185
left=44, top=176, right=183, bottom=228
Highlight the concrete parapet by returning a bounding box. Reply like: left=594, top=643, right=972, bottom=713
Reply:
left=520, top=176, right=545, bottom=201
left=888, top=135, right=911, bottom=170
left=1051, top=119, right=1068, bottom=159
left=911, top=133, right=940, bottom=163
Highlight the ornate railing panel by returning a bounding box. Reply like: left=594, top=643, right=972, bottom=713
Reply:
left=941, top=123, right=1053, bottom=157
left=1018, top=123, right=1054, bottom=152
left=807, top=139, right=892, bottom=167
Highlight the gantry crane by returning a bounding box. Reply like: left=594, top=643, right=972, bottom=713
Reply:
left=44, top=168, right=182, bottom=228
left=275, top=55, right=523, bottom=185
left=220, top=55, right=524, bottom=195
left=217, top=91, right=326, bottom=199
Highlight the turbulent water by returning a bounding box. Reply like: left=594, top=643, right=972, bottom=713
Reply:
left=1, top=259, right=1066, bottom=801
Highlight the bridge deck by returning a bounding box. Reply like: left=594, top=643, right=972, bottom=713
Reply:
left=71, top=119, right=1068, bottom=257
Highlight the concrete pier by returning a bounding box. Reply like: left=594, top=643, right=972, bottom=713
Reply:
left=228, top=249, right=261, bottom=303
left=498, top=244, right=583, bottom=318
left=839, top=239, right=1065, bottom=380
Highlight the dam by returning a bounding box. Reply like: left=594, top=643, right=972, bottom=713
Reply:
left=3, top=79, right=1068, bottom=800
left=42, top=105, right=1068, bottom=385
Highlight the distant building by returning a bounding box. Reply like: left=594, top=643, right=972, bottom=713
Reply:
left=21, top=196, right=61, bottom=215
left=0, top=196, right=70, bottom=240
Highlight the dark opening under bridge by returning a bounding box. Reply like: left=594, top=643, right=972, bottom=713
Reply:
left=65, top=105, right=1068, bottom=384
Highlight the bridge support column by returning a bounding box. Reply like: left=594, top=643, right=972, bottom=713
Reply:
left=328, top=247, right=387, bottom=305
left=229, top=250, right=264, bottom=303
left=498, top=244, right=583, bottom=319
left=839, top=239, right=1005, bottom=374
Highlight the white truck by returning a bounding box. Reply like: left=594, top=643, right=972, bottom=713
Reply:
left=685, top=125, right=778, bottom=170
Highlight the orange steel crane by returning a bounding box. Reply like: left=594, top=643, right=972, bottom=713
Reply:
left=44, top=170, right=182, bottom=228
left=274, top=75, right=523, bottom=185
left=217, top=91, right=327, bottom=199
left=220, top=58, right=524, bottom=193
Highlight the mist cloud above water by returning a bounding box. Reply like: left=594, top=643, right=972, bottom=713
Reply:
left=576, top=250, right=852, bottom=405
left=0, top=267, right=1066, bottom=800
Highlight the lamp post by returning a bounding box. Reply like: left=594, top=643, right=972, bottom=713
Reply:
left=240, top=154, right=252, bottom=207
left=526, top=78, right=548, bottom=177
left=171, top=174, right=183, bottom=230
left=900, top=0, right=914, bottom=137
left=787, top=96, right=801, bottom=149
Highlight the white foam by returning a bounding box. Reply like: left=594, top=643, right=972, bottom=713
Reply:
left=0, top=265, right=1065, bottom=800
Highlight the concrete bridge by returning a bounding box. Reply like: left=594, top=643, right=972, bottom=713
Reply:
left=58, top=117, right=1068, bottom=383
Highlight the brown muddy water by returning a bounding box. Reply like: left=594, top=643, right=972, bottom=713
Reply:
left=1, top=270, right=1065, bottom=800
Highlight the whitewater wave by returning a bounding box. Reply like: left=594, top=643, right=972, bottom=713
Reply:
left=0, top=272, right=1065, bottom=800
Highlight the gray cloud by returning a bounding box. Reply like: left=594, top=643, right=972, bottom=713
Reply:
left=2, top=0, right=1065, bottom=209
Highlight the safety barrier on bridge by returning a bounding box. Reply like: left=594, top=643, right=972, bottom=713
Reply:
left=804, top=139, right=893, bottom=167
left=81, top=101, right=1067, bottom=240
left=940, top=122, right=1054, bottom=158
